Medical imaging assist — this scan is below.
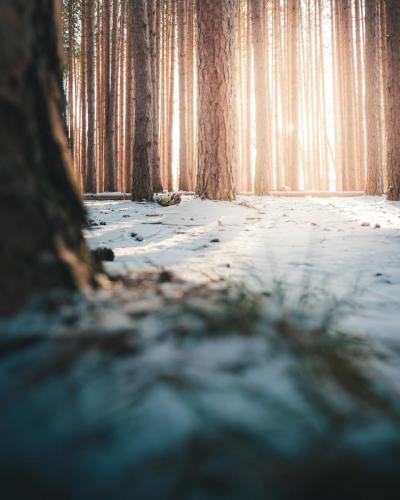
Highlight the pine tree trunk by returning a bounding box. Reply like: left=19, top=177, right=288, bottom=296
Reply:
left=285, top=0, right=299, bottom=190
left=148, top=0, right=163, bottom=193
left=67, top=0, right=75, bottom=156
left=131, top=0, right=154, bottom=201
left=124, top=2, right=134, bottom=194
left=365, top=0, right=383, bottom=195
left=166, top=0, right=176, bottom=192
left=178, top=0, right=190, bottom=191
left=104, top=0, right=118, bottom=191
left=385, top=0, right=400, bottom=200
left=86, top=0, right=96, bottom=193
left=196, top=0, right=236, bottom=201
left=80, top=0, right=87, bottom=191
left=250, top=0, right=272, bottom=195
left=186, top=0, right=196, bottom=191
left=102, top=0, right=111, bottom=191
left=354, top=0, right=366, bottom=189
left=245, top=2, right=253, bottom=192
left=0, top=0, right=95, bottom=315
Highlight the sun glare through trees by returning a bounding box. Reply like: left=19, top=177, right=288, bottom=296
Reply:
left=63, top=0, right=400, bottom=199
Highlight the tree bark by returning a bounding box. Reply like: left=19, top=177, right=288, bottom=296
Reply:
left=166, top=0, right=176, bottom=192
left=86, top=0, right=96, bottom=193
left=0, top=0, right=95, bottom=315
left=196, top=0, right=236, bottom=201
left=385, top=0, right=400, bottom=200
left=178, top=0, right=190, bottom=191
left=148, top=0, right=163, bottom=193
left=285, top=0, right=299, bottom=190
left=131, top=0, right=154, bottom=201
left=365, top=0, right=383, bottom=195
left=251, top=0, right=272, bottom=195
left=124, top=2, right=134, bottom=193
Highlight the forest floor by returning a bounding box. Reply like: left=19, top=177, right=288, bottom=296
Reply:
left=2, top=195, right=400, bottom=499
left=85, top=194, right=400, bottom=343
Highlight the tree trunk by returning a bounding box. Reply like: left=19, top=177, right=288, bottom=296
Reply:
left=104, top=0, right=118, bottom=192
left=80, top=0, right=87, bottom=191
left=251, top=0, right=272, bottom=195
left=365, top=0, right=383, bottom=195
left=178, top=0, right=190, bottom=191
left=0, top=0, right=95, bottom=315
left=285, top=0, right=299, bottom=190
left=67, top=0, right=75, bottom=156
left=124, top=2, right=134, bottom=194
left=196, top=0, right=236, bottom=201
left=166, top=0, right=176, bottom=192
left=86, top=0, right=96, bottom=193
left=385, top=0, right=400, bottom=200
left=245, top=2, right=253, bottom=192
left=131, top=0, right=154, bottom=201
left=148, top=0, right=163, bottom=193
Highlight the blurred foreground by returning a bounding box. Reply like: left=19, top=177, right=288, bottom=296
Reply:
left=1, top=272, right=400, bottom=499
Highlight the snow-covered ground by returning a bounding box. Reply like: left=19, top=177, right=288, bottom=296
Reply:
left=85, top=195, right=400, bottom=340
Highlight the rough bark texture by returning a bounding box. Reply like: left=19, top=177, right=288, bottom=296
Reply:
left=166, top=0, right=176, bottom=192
left=365, top=0, right=383, bottom=195
left=284, top=0, right=300, bottom=191
left=148, top=0, right=162, bottom=193
left=131, top=0, right=154, bottom=201
left=340, top=0, right=357, bottom=191
left=385, top=0, right=400, bottom=201
left=0, top=0, right=95, bottom=316
left=80, top=0, right=87, bottom=190
left=196, top=0, right=236, bottom=201
left=124, top=2, right=134, bottom=193
left=178, top=0, right=190, bottom=191
left=251, top=0, right=271, bottom=195
left=104, top=0, right=118, bottom=191
left=86, top=0, right=96, bottom=193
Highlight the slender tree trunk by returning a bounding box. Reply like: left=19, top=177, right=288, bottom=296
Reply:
left=124, top=3, right=134, bottom=194
left=178, top=0, right=190, bottom=191
left=250, top=0, right=272, bottom=195
left=379, top=0, right=388, bottom=189
left=196, top=0, right=237, bottom=200
left=355, top=0, right=366, bottom=189
left=131, top=0, right=154, bottom=201
left=246, top=2, right=253, bottom=192
left=186, top=0, right=196, bottom=191
left=96, top=0, right=104, bottom=191
left=104, top=0, right=118, bottom=191
left=285, top=0, right=299, bottom=190
left=148, top=0, right=163, bottom=192
left=86, top=0, right=96, bottom=193
left=385, top=0, right=400, bottom=200
left=365, top=0, right=383, bottom=195
left=166, top=0, right=176, bottom=192
left=80, top=0, right=87, bottom=191
left=67, top=0, right=75, bottom=155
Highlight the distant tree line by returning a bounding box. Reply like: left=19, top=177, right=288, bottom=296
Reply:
left=63, top=0, right=400, bottom=200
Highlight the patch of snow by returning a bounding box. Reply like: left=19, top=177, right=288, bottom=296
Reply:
left=84, top=195, right=400, bottom=341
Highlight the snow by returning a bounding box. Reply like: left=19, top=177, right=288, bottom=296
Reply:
left=84, top=195, right=400, bottom=341
left=1, top=195, right=400, bottom=498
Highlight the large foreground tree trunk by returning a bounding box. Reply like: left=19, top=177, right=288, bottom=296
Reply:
left=0, top=0, right=95, bottom=316
left=196, top=0, right=236, bottom=201
left=131, top=0, right=154, bottom=201
left=385, top=0, right=400, bottom=201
